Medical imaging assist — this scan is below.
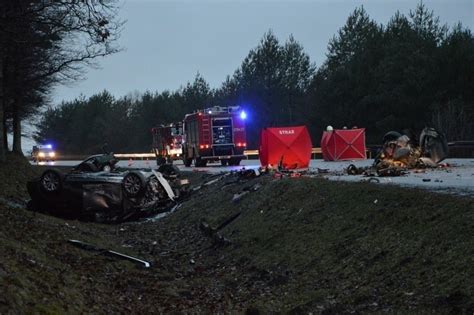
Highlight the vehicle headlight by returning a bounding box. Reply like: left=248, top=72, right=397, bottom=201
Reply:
left=38, top=152, right=45, bottom=157
left=49, top=152, right=55, bottom=157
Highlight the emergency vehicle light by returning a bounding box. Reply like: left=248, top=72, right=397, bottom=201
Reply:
left=240, top=110, right=247, bottom=120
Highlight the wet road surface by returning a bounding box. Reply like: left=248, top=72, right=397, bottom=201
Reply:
left=30, top=158, right=474, bottom=196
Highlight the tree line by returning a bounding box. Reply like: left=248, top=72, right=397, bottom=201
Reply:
left=0, top=0, right=122, bottom=161
left=35, top=3, right=474, bottom=154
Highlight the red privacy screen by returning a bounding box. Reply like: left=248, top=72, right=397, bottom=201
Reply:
left=259, top=126, right=312, bottom=169
left=321, top=128, right=366, bottom=161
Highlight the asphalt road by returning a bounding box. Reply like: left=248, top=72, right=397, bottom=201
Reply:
left=31, top=158, right=474, bottom=196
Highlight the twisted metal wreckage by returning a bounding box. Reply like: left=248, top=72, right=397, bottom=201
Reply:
left=348, top=127, right=449, bottom=176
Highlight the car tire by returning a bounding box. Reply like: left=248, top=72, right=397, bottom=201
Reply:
left=122, top=171, right=146, bottom=198
left=40, top=169, right=63, bottom=194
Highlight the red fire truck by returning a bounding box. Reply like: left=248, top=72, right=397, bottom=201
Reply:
left=151, top=123, right=183, bottom=165
left=182, top=106, right=247, bottom=167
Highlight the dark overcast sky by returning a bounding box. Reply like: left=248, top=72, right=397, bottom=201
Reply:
left=52, top=0, right=474, bottom=104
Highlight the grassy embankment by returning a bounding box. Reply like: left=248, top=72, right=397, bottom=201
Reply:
left=0, top=156, right=472, bottom=313
left=172, top=175, right=473, bottom=312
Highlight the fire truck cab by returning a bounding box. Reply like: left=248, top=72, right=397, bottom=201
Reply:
left=151, top=123, right=183, bottom=165
left=182, top=106, right=247, bottom=167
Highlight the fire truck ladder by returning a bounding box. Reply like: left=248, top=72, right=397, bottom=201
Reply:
left=202, top=116, right=211, bottom=144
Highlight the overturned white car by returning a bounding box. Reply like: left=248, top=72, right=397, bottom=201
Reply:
left=27, top=163, right=189, bottom=222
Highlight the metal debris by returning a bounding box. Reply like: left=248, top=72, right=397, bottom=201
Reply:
left=67, top=239, right=151, bottom=268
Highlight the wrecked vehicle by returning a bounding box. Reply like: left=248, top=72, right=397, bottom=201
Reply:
left=373, top=127, right=448, bottom=175
left=27, top=158, right=189, bottom=222
left=75, top=144, right=119, bottom=172
left=75, top=152, right=119, bottom=172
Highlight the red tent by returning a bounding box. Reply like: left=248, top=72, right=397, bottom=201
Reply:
left=321, top=128, right=367, bottom=161
left=259, top=126, right=312, bottom=169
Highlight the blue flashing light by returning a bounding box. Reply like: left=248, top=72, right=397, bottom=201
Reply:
left=45, top=144, right=53, bottom=149
left=208, top=110, right=212, bottom=114
left=240, top=110, right=247, bottom=120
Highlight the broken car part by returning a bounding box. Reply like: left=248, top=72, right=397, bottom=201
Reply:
left=68, top=239, right=151, bottom=268
left=374, top=127, right=448, bottom=173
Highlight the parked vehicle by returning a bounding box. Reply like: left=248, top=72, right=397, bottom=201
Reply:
left=151, top=123, right=183, bottom=165
left=182, top=106, right=247, bottom=167
left=32, top=144, right=56, bottom=162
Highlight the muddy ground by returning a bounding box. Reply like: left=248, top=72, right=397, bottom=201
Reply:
left=0, top=155, right=473, bottom=313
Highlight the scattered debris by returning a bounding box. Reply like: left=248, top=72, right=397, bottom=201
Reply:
left=316, top=168, right=330, bottom=174
left=374, top=127, right=448, bottom=172
left=377, top=167, right=407, bottom=177
left=232, top=191, right=250, bottom=202
left=67, top=239, right=151, bottom=268
left=199, top=212, right=241, bottom=246
left=0, top=197, right=26, bottom=209
left=344, top=128, right=449, bottom=178
left=147, top=203, right=182, bottom=222
left=367, top=178, right=380, bottom=183
left=347, top=164, right=363, bottom=175
left=346, top=164, right=375, bottom=176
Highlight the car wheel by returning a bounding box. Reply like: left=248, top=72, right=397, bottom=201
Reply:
left=40, top=169, right=63, bottom=193
left=122, top=171, right=146, bottom=197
